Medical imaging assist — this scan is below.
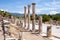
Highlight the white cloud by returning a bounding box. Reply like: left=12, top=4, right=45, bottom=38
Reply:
left=18, top=1, right=60, bottom=14
left=18, top=11, right=24, bottom=14
left=44, top=3, right=51, bottom=6
left=0, top=9, right=4, bottom=11
left=35, top=9, right=41, bottom=13
left=49, top=11, right=58, bottom=15
left=51, top=1, right=60, bottom=5
left=0, top=9, right=8, bottom=11
left=44, top=1, right=60, bottom=8
left=39, top=1, right=60, bottom=12
left=40, top=8, right=57, bottom=11
left=33, top=0, right=41, bottom=3
left=28, top=8, right=41, bottom=14
left=35, top=1, right=60, bottom=14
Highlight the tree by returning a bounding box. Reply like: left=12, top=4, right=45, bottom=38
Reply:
left=30, top=14, right=39, bottom=20
left=52, top=15, right=60, bottom=21
left=42, top=14, right=50, bottom=22
left=0, top=10, right=11, bottom=17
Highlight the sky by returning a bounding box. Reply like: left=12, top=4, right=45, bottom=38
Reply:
left=0, top=0, right=60, bottom=15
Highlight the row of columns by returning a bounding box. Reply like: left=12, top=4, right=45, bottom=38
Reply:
left=24, top=3, right=51, bottom=37
left=24, top=3, right=36, bottom=31
left=4, top=3, right=51, bottom=38
left=5, top=3, right=51, bottom=38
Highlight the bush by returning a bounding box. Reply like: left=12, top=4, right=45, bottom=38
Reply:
left=42, top=14, right=50, bottom=22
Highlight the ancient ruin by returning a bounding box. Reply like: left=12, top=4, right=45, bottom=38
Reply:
left=27, top=5, right=30, bottom=30
left=32, top=3, right=36, bottom=32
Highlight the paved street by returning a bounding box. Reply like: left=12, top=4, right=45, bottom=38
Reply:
left=0, top=20, right=60, bottom=40
left=22, top=32, right=50, bottom=40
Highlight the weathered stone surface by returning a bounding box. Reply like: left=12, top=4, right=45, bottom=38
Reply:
left=32, top=3, right=35, bottom=31
left=39, top=16, right=42, bottom=33
left=47, top=26, right=51, bottom=37
left=22, top=32, right=47, bottom=40
left=24, top=6, right=26, bottom=28
left=27, top=5, right=30, bottom=30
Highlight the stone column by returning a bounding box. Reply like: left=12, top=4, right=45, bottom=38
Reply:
left=18, top=31, right=23, bottom=40
left=27, top=5, right=30, bottom=30
left=20, top=21, right=23, bottom=28
left=39, top=16, right=42, bottom=33
left=24, top=6, right=26, bottom=28
left=11, top=16, right=14, bottom=23
left=13, top=17, right=15, bottom=24
left=47, top=26, right=51, bottom=37
left=32, top=3, right=35, bottom=31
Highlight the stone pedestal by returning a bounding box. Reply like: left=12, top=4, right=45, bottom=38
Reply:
left=47, top=26, right=51, bottom=37
left=11, top=16, right=15, bottom=24
left=20, top=21, right=23, bottom=28
left=39, top=16, right=42, bottom=33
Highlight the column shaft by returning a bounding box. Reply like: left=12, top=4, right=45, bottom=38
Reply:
left=28, top=5, right=30, bottom=29
left=39, top=16, right=42, bottom=33
left=24, top=6, right=26, bottom=28
left=32, top=3, right=35, bottom=31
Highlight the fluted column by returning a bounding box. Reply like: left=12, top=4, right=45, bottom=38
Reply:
left=39, top=16, right=42, bottom=33
left=32, top=3, right=35, bottom=31
left=24, top=6, right=26, bottom=28
left=27, top=5, right=30, bottom=30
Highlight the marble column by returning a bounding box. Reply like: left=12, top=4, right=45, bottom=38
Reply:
left=24, top=6, right=26, bottom=28
left=39, top=16, right=42, bottom=33
left=32, top=3, right=36, bottom=31
left=20, top=21, right=23, bottom=28
left=27, top=5, right=30, bottom=30
left=47, top=26, right=51, bottom=37
left=11, top=16, right=13, bottom=23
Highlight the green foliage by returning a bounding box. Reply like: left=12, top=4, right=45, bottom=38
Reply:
left=51, top=14, right=60, bottom=21
left=0, top=10, right=60, bottom=22
left=30, top=14, right=39, bottom=20
left=0, top=10, right=11, bottom=18
left=35, top=14, right=39, bottom=20
left=42, top=14, right=50, bottom=22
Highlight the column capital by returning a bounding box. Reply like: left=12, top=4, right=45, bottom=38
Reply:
left=32, top=3, right=36, bottom=5
left=24, top=6, right=26, bottom=8
left=28, top=5, right=30, bottom=7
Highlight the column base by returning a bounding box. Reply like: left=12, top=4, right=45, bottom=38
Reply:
left=31, top=30, right=39, bottom=34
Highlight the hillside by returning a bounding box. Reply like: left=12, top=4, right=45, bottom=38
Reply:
left=10, top=13, right=24, bottom=17
left=0, top=10, right=60, bottom=22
